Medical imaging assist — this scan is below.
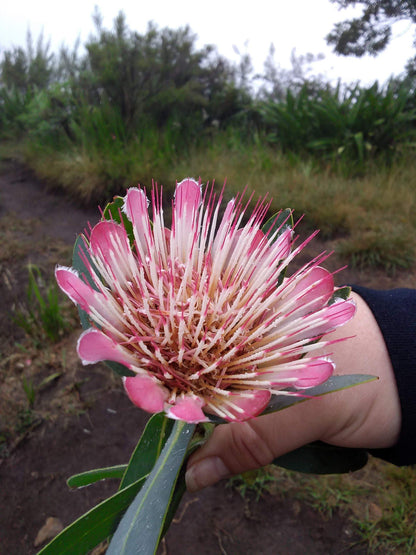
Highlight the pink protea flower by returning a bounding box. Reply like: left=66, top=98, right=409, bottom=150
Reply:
left=56, top=178, right=355, bottom=424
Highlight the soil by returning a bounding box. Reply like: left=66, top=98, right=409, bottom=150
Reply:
left=0, top=162, right=411, bottom=555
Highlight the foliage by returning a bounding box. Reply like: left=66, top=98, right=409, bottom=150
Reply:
left=1, top=11, right=416, bottom=271
left=261, top=80, right=416, bottom=169
left=0, top=87, right=34, bottom=137
left=12, top=264, right=69, bottom=346
left=337, top=224, right=415, bottom=274
left=79, top=11, right=250, bottom=137
left=327, top=0, right=416, bottom=59
left=228, top=468, right=282, bottom=501
left=22, top=377, right=36, bottom=408
left=258, top=46, right=326, bottom=102
left=0, top=30, right=55, bottom=93
left=353, top=463, right=416, bottom=554
left=2, top=9, right=416, bottom=172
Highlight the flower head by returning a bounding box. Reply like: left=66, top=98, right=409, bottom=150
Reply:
left=56, top=178, right=355, bottom=423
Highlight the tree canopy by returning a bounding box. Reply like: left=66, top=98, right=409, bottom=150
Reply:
left=326, top=0, right=416, bottom=57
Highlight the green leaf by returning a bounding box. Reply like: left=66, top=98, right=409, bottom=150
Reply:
left=67, top=465, right=127, bottom=489
left=119, top=412, right=174, bottom=491
left=160, top=422, right=215, bottom=539
left=102, top=196, right=134, bottom=245
left=328, top=285, right=351, bottom=305
left=106, top=361, right=136, bottom=377
left=72, top=234, right=99, bottom=294
left=273, top=442, right=368, bottom=474
left=160, top=463, right=188, bottom=539
left=36, top=476, right=147, bottom=555
left=208, top=374, right=377, bottom=425
left=261, top=208, right=293, bottom=242
left=107, top=420, right=195, bottom=555
left=263, top=374, right=377, bottom=415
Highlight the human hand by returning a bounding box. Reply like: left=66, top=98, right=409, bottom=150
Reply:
left=185, top=292, right=401, bottom=492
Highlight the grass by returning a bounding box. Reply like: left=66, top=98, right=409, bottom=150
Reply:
left=12, top=264, right=72, bottom=346
left=2, top=128, right=415, bottom=275
left=170, top=138, right=416, bottom=273
left=12, top=133, right=416, bottom=273
left=229, top=458, right=416, bottom=554
left=21, top=125, right=183, bottom=204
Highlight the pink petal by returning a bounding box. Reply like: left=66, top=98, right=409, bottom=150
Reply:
left=285, top=267, right=334, bottom=317
left=295, top=358, right=334, bottom=388
left=167, top=395, right=209, bottom=423
left=249, top=227, right=291, bottom=275
left=123, top=187, right=153, bottom=258
left=90, top=221, right=132, bottom=281
left=123, top=375, right=169, bottom=413
left=246, top=229, right=265, bottom=256
left=77, top=328, right=135, bottom=367
left=268, top=358, right=335, bottom=388
left=319, top=299, right=356, bottom=330
left=55, top=266, right=96, bottom=311
left=294, top=299, right=356, bottom=342
left=172, top=179, right=201, bottom=259
left=269, top=227, right=292, bottom=261
left=223, top=227, right=266, bottom=268
left=174, top=178, right=201, bottom=219
left=55, top=266, right=122, bottom=329
left=211, top=198, right=237, bottom=256
left=225, top=390, right=271, bottom=422
left=234, top=228, right=266, bottom=255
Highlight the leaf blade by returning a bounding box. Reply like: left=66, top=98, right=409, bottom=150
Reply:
left=263, top=374, right=377, bottom=415
left=119, top=412, right=174, bottom=491
left=273, top=441, right=369, bottom=474
left=36, top=476, right=147, bottom=555
left=107, top=420, right=195, bottom=555
left=67, top=465, right=127, bottom=489
left=208, top=374, right=377, bottom=424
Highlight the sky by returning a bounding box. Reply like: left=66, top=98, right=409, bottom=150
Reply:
left=1, top=0, right=414, bottom=86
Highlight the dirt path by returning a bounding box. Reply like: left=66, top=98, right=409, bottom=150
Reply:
left=0, top=162, right=396, bottom=554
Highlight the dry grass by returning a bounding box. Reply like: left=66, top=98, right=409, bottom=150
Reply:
left=171, top=143, right=416, bottom=273
left=5, top=136, right=416, bottom=271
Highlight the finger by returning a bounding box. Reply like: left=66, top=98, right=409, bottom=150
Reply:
left=185, top=398, right=328, bottom=492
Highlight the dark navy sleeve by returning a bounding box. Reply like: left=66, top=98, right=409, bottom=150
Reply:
left=351, top=285, right=416, bottom=466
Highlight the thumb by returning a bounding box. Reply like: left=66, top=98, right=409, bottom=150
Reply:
left=185, top=400, right=328, bottom=492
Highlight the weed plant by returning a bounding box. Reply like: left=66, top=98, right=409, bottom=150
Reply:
left=261, top=82, right=416, bottom=172
left=12, top=264, right=69, bottom=346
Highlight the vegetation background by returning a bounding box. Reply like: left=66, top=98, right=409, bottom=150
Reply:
left=0, top=2, right=415, bottom=552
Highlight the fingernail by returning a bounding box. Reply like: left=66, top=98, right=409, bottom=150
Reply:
left=185, top=456, right=230, bottom=493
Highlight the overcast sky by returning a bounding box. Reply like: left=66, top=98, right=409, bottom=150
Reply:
left=1, top=0, right=414, bottom=85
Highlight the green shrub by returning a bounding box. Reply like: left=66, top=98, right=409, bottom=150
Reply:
left=261, top=81, right=416, bottom=171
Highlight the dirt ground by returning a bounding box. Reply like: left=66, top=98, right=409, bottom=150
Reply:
left=0, top=162, right=412, bottom=555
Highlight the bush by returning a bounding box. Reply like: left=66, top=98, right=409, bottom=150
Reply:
left=261, top=81, right=416, bottom=170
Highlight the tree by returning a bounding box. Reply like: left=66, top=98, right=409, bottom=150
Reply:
left=326, top=0, right=416, bottom=57
left=82, top=10, right=250, bottom=133
left=0, top=30, right=55, bottom=92
left=258, top=45, right=326, bottom=101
